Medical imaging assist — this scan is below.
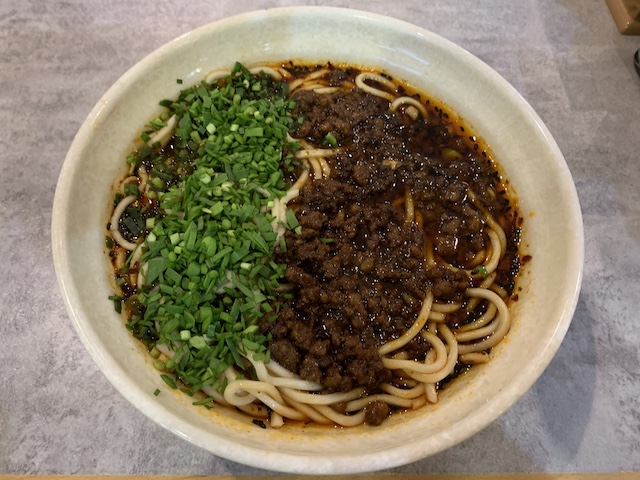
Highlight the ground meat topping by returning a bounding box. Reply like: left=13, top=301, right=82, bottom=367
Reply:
left=263, top=78, right=519, bottom=400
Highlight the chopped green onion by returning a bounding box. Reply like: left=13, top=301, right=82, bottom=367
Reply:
left=285, top=209, right=299, bottom=230
left=323, top=132, right=337, bottom=147
left=189, top=336, right=207, bottom=349
left=112, top=63, right=301, bottom=401
left=473, top=265, right=489, bottom=278
left=153, top=360, right=165, bottom=371
left=161, top=374, right=178, bottom=389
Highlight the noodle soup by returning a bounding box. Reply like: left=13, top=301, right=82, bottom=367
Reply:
left=106, top=62, right=523, bottom=428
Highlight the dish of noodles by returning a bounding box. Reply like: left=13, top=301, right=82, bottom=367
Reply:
left=52, top=7, right=583, bottom=474
left=107, top=62, right=523, bottom=428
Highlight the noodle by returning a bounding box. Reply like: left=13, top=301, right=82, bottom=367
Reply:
left=355, top=72, right=397, bottom=101
left=107, top=62, right=522, bottom=429
left=378, top=292, right=434, bottom=356
left=109, top=195, right=138, bottom=250
left=389, top=96, right=428, bottom=119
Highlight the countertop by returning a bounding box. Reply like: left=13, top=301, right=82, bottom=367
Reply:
left=1, top=0, right=639, bottom=475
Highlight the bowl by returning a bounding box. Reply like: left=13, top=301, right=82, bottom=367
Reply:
left=51, top=7, right=583, bottom=474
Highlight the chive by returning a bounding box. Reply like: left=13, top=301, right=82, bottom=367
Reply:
left=116, top=63, right=301, bottom=399
left=474, top=265, right=489, bottom=278
left=323, top=132, right=337, bottom=147
left=226, top=338, right=244, bottom=367
left=161, top=374, right=178, bottom=389
left=154, top=389, right=161, bottom=396
left=244, top=127, right=263, bottom=137
left=244, top=325, right=260, bottom=334
left=153, top=360, right=165, bottom=371
left=150, top=118, right=165, bottom=129
left=108, top=295, right=123, bottom=314
left=189, top=336, right=207, bottom=349
left=165, top=268, right=182, bottom=285
left=146, top=257, right=171, bottom=285
left=160, top=284, right=175, bottom=296
left=285, top=209, right=299, bottom=230
left=137, top=143, right=151, bottom=158
left=192, top=396, right=215, bottom=406
left=241, top=338, right=260, bottom=351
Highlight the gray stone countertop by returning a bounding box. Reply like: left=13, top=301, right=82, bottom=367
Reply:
left=1, top=0, right=639, bottom=475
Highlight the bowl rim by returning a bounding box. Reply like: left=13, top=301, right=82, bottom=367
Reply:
left=51, top=6, right=584, bottom=473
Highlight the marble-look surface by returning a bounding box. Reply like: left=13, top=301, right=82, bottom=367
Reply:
left=1, top=0, right=639, bottom=475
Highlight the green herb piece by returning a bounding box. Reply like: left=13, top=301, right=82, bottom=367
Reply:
left=146, top=257, right=171, bottom=285
left=161, top=374, right=178, bottom=389
left=473, top=265, right=489, bottom=278
left=323, top=132, right=337, bottom=147
left=285, top=209, right=299, bottom=230
left=108, top=295, right=123, bottom=314
left=115, top=63, right=301, bottom=399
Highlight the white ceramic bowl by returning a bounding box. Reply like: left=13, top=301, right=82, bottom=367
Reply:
left=52, top=7, right=583, bottom=474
